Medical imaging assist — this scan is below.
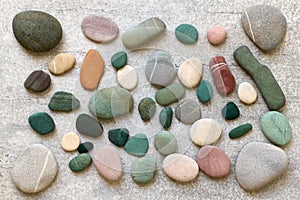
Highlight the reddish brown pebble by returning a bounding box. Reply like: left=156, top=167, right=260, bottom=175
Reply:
left=80, top=49, right=105, bottom=90
left=207, top=26, right=227, bottom=45
left=209, top=56, right=236, bottom=96
left=197, top=145, right=231, bottom=178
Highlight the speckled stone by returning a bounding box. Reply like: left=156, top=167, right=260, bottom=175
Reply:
left=117, top=65, right=138, bottom=90
left=108, top=128, right=129, bottom=147
left=222, top=102, right=240, bottom=120
left=138, top=97, right=156, bottom=121
left=111, top=51, right=127, bottom=69
left=175, top=24, right=198, bottom=44
left=48, top=53, right=76, bottom=75
left=207, top=26, right=227, bottom=45
left=229, top=123, right=253, bottom=139
left=124, top=133, right=149, bottom=157
left=24, top=70, right=51, bottom=92
left=196, top=80, right=213, bottom=104
left=177, top=57, right=203, bottom=88
left=12, top=10, right=62, bottom=52
left=155, top=83, right=185, bottom=106
left=77, top=142, right=94, bottom=153
left=238, top=82, right=257, bottom=104
left=76, top=114, right=103, bottom=137
left=159, top=107, right=173, bottom=129
left=48, top=91, right=80, bottom=112
left=131, top=157, right=156, bottom=184
left=154, top=131, right=177, bottom=155
left=28, top=112, right=55, bottom=135
left=69, top=153, right=92, bottom=172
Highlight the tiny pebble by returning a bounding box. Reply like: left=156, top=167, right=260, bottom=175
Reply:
left=207, top=26, right=227, bottom=45
left=111, top=51, right=127, bottom=69
left=77, top=142, right=94, bottom=153
left=229, top=123, right=252, bottom=139
left=138, top=97, right=156, bottom=121
left=61, top=132, right=81, bottom=152
left=222, top=102, right=240, bottom=120
left=238, top=82, right=257, bottom=104
left=117, top=65, right=138, bottom=90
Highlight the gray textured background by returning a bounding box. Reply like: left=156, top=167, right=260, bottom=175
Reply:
left=0, top=0, right=299, bottom=199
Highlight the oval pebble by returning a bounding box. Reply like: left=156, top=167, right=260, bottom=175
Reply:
left=24, top=70, right=51, bottom=92
left=155, top=83, right=185, bottom=106
left=238, top=82, right=257, bottom=104
left=159, top=107, right=173, bottom=129
left=190, top=119, right=222, bottom=146
left=131, top=157, right=156, bottom=184
left=77, top=142, right=94, bottom=153
left=196, top=80, right=213, bottom=104
left=28, top=112, right=55, bottom=135
left=222, top=102, right=240, bottom=120
left=154, top=131, right=177, bottom=155
left=80, top=49, right=105, bottom=90
left=138, top=97, right=156, bottom=121
left=163, top=153, right=199, bottom=182
left=48, top=91, right=80, bottom=111
left=69, top=153, right=92, bottom=172
left=175, top=24, right=198, bottom=44
left=61, top=132, right=81, bottom=152
left=178, top=57, right=203, bottom=88
left=93, top=145, right=122, bottom=181
left=207, top=26, right=227, bottom=45
left=175, top=99, right=201, bottom=124
left=111, top=51, right=127, bottom=69
left=197, top=145, right=230, bottom=178
left=48, top=53, right=76, bottom=75
left=229, top=123, right=252, bottom=139
left=81, top=15, right=119, bottom=43
left=117, top=65, right=138, bottom=90
left=108, top=128, right=129, bottom=147
left=76, top=114, right=103, bottom=137
left=124, top=133, right=149, bottom=157
left=260, top=111, right=292, bottom=146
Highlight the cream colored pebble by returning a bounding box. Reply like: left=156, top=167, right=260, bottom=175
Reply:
left=238, top=82, right=257, bottom=104
left=117, top=65, right=138, bottom=90
left=49, top=53, right=76, bottom=75
left=177, top=57, right=203, bottom=88
left=61, top=132, right=81, bottom=152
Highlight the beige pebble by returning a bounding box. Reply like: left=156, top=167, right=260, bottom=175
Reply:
left=48, top=53, right=76, bottom=75
left=61, top=132, right=81, bottom=152
left=177, top=57, right=203, bottom=88
left=190, top=118, right=222, bottom=146
left=117, top=65, right=138, bottom=90
left=238, top=82, right=257, bottom=104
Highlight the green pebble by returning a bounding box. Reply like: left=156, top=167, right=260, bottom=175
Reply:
left=28, top=112, right=55, bottom=135
left=260, top=111, right=292, bottom=146
left=222, top=102, right=240, bottom=120
left=229, top=123, right=253, bottom=139
left=124, top=133, right=149, bottom=157
left=175, top=24, right=198, bottom=44
left=108, top=128, right=130, bottom=147
left=197, top=80, right=213, bottom=103
left=131, top=157, right=156, bottom=184
left=111, top=51, right=127, bottom=69
left=154, top=131, right=177, bottom=155
left=48, top=91, right=80, bottom=112
left=138, top=98, right=156, bottom=121
left=155, top=83, right=185, bottom=106
left=69, top=153, right=92, bottom=172
left=159, top=107, right=173, bottom=129
left=77, top=142, right=94, bottom=153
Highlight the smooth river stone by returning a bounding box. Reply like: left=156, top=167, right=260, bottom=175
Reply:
left=155, top=83, right=185, bottom=106
left=80, top=49, right=105, bottom=90
left=117, top=65, right=138, bottom=90
left=69, top=153, right=92, bottom=172
left=94, top=145, right=122, bottom=181
left=111, top=51, right=127, bottom=70
left=108, top=128, right=129, bottom=147
left=138, top=97, right=156, bottom=121
left=175, top=24, right=199, bottom=44
left=24, top=70, right=51, bottom=92
left=190, top=119, right=222, bottom=146
left=61, top=132, right=81, bottom=152
left=159, top=106, right=173, bottom=129
left=11, top=144, right=58, bottom=193
left=48, top=53, right=76, bottom=75
left=196, top=80, right=213, bottom=104
left=28, top=112, right=55, bottom=135
left=122, top=17, right=166, bottom=49
left=48, top=91, right=80, bottom=111
left=88, top=87, right=134, bottom=119
left=222, top=102, right=240, bottom=120
left=154, top=131, right=177, bottom=155
left=12, top=11, right=62, bottom=52
left=77, top=142, right=94, bottom=153
left=76, top=114, right=103, bottom=137
left=175, top=99, right=201, bottom=124
left=260, top=111, right=292, bottom=146
left=145, top=51, right=176, bottom=87
left=207, top=26, right=227, bottom=45
left=236, top=142, right=288, bottom=191
left=229, top=123, right=253, bottom=139
left=131, top=157, right=156, bottom=184
left=178, top=57, right=203, bottom=88
left=241, top=5, right=287, bottom=51
left=238, top=82, right=257, bottom=104
left=124, top=133, right=149, bottom=157
left=163, top=153, right=199, bottom=182
left=197, top=145, right=230, bottom=178
left=81, top=15, right=119, bottom=43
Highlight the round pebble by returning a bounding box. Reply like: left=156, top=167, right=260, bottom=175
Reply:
left=154, top=131, right=177, bottom=155
left=138, top=97, right=156, bottom=121
left=238, top=82, right=257, bottom=104
left=111, top=51, right=127, bottom=69
left=131, top=157, right=156, bottom=184
left=175, top=99, right=201, bottom=124
left=124, top=133, right=149, bottom=157
left=175, top=24, right=198, bottom=44
left=48, top=53, right=76, bottom=75
left=159, top=106, right=173, bottom=129
left=28, top=112, right=55, bottom=135
left=77, top=142, right=94, bottom=154
left=108, top=128, right=129, bottom=147
left=207, top=26, right=227, bottom=45
left=48, top=91, right=80, bottom=112
left=76, top=114, right=103, bottom=137
left=196, top=80, right=213, bottom=103
left=69, top=153, right=92, bottom=172
left=24, top=70, right=51, bottom=92
left=117, top=65, right=138, bottom=90
left=61, top=132, right=81, bottom=152
left=190, top=119, right=222, bottom=146
left=177, top=57, right=203, bottom=88
left=221, top=102, right=240, bottom=120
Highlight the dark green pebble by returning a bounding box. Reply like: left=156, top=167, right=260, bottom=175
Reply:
left=159, top=107, right=173, bottom=129
left=222, top=102, right=240, bottom=120
left=111, top=51, right=127, bottom=69
left=175, top=24, right=198, bottom=44
left=108, top=128, right=129, bottom=147
left=28, top=112, right=55, bottom=135
left=138, top=98, right=156, bottom=121
left=69, top=153, right=92, bottom=172
left=196, top=80, right=212, bottom=103
left=77, top=142, right=94, bottom=153
left=48, top=91, right=80, bottom=111
left=229, top=123, right=252, bottom=139
left=24, top=70, right=51, bottom=92
left=124, top=133, right=149, bottom=157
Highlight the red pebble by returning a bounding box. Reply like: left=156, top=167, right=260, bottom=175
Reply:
left=209, top=56, right=236, bottom=95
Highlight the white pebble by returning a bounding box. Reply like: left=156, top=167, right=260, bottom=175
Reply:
left=238, top=82, right=257, bottom=104
left=117, top=65, right=138, bottom=90
left=177, top=57, right=203, bottom=88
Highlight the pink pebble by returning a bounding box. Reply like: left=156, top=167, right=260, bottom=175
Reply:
left=207, top=26, right=227, bottom=45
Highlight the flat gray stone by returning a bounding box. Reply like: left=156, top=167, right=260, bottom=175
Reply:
left=76, top=114, right=103, bottom=137
left=175, top=99, right=201, bottom=124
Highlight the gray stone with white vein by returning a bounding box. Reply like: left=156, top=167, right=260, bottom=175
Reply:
left=175, top=99, right=201, bottom=124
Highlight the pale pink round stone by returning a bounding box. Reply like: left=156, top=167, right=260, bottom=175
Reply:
left=207, top=26, right=227, bottom=45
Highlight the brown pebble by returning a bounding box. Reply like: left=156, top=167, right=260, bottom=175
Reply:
left=207, top=26, right=227, bottom=45
left=24, top=70, right=51, bottom=92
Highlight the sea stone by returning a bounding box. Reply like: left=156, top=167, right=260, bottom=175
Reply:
left=229, top=123, right=253, bottom=139
left=131, top=157, right=156, bottom=184
left=77, top=142, right=94, bottom=153
left=175, top=24, right=198, bottom=44
left=69, top=153, right=92, bottom=172
left=81, top=15, right=119, bottom=43
left=11, top=144, right=58, bottom=193
left=93, top=145, right=122, bottom=181
left=48, top=91, right=80, bottom=111
left=48, top=53, right=76, bottom=75
left=260, top=111, right=292, bottom=146
left=155, top=83, right=185, bottom=106
left=24, top=70, right=51, bottom=92
left=122, top=17, right=166, bottom=49
left=111, top=51, right=127, bottom=69
left=222, top=102, right=240, bottom=120
left=76, top=114, right=103, bottom=137
left=159, top=107, right=173, bottom=129
left=28, top=112, right=55, bottom=135
left=154, top=131, right=177, bottom=155
left=177, top=57, right=203, bottom=88
left=12, top=10, right=62, bottom=52
left=80, top=49, right=105, bottom=90
left=207, top=26, right=227, bottom=45
left=117, top=65, right=138, bottom=90
left=124, top=133, right=149, bottom=157
left=238, top=82, right=257, bottom=104
left=241, top=5, right=287, bottom=51
left=175, top=99, right=201, bottom=124
left=145, top=51, right=176, bottom=87
left=108, top=128, right=129, bottom=147
left=236, top=142, right=288, bottom=191
left=163, top=153, right=199, bottom=182
left=138, top=97, right=156, bottom=121
left=196, top=80, right=213, bottom=104
left=88, top=87, right=134, bottom=119
left=61, top=132, right=81, bottom=152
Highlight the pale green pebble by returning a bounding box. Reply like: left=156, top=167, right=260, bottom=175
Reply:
left=131, top=157, right=156, bottom=184
left=155, top=83, right=185, bottom=106
left=154, top=131, right=177, bottom=155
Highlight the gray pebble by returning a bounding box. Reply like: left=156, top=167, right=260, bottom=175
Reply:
left=175, top=99, right=201, bottom=124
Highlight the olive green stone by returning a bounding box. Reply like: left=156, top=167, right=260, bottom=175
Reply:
left=229, top=123, right=253, bottom=139
left=154, top=131, right=177, bottom=155
left=222, top=102, right=240, bottom=120
left=88, top=87, right=134, bottom=119
left=138, top=98, right=156, bottom=121
left=48, top=91, right=80, bottom=112
left=159, top=107, right=173, bottom=129
left=197, top=80, right=213, bottom=103
left=260, top=111, right=292, bottom=146
left=28, top=112, right=55, bottom=135
left=108, top=128, right=129, bottom=147
left=124, top=133, right=149, bottom=157
left=155, top=83, right=185, bottom=106
left=175, top=24, right=198, bottom=44
left=111, top=51, right=127, bottom=69
left=69, top=153, right=92, bottom=172
left=12, top=11, right=62, bottom=52
left=131, top=157, right=156, bottom=184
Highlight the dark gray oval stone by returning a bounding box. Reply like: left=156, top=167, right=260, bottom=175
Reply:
left=13, top=10, right=62, bottom=52
left=24, top=70, right=51, bottom=92
left=76, top=114, right=103, bottom=137
left=175, top=99, right=201, bottom=124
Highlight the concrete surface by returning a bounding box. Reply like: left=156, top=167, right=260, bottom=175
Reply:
left=0, top=0, right=299, bottom=199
